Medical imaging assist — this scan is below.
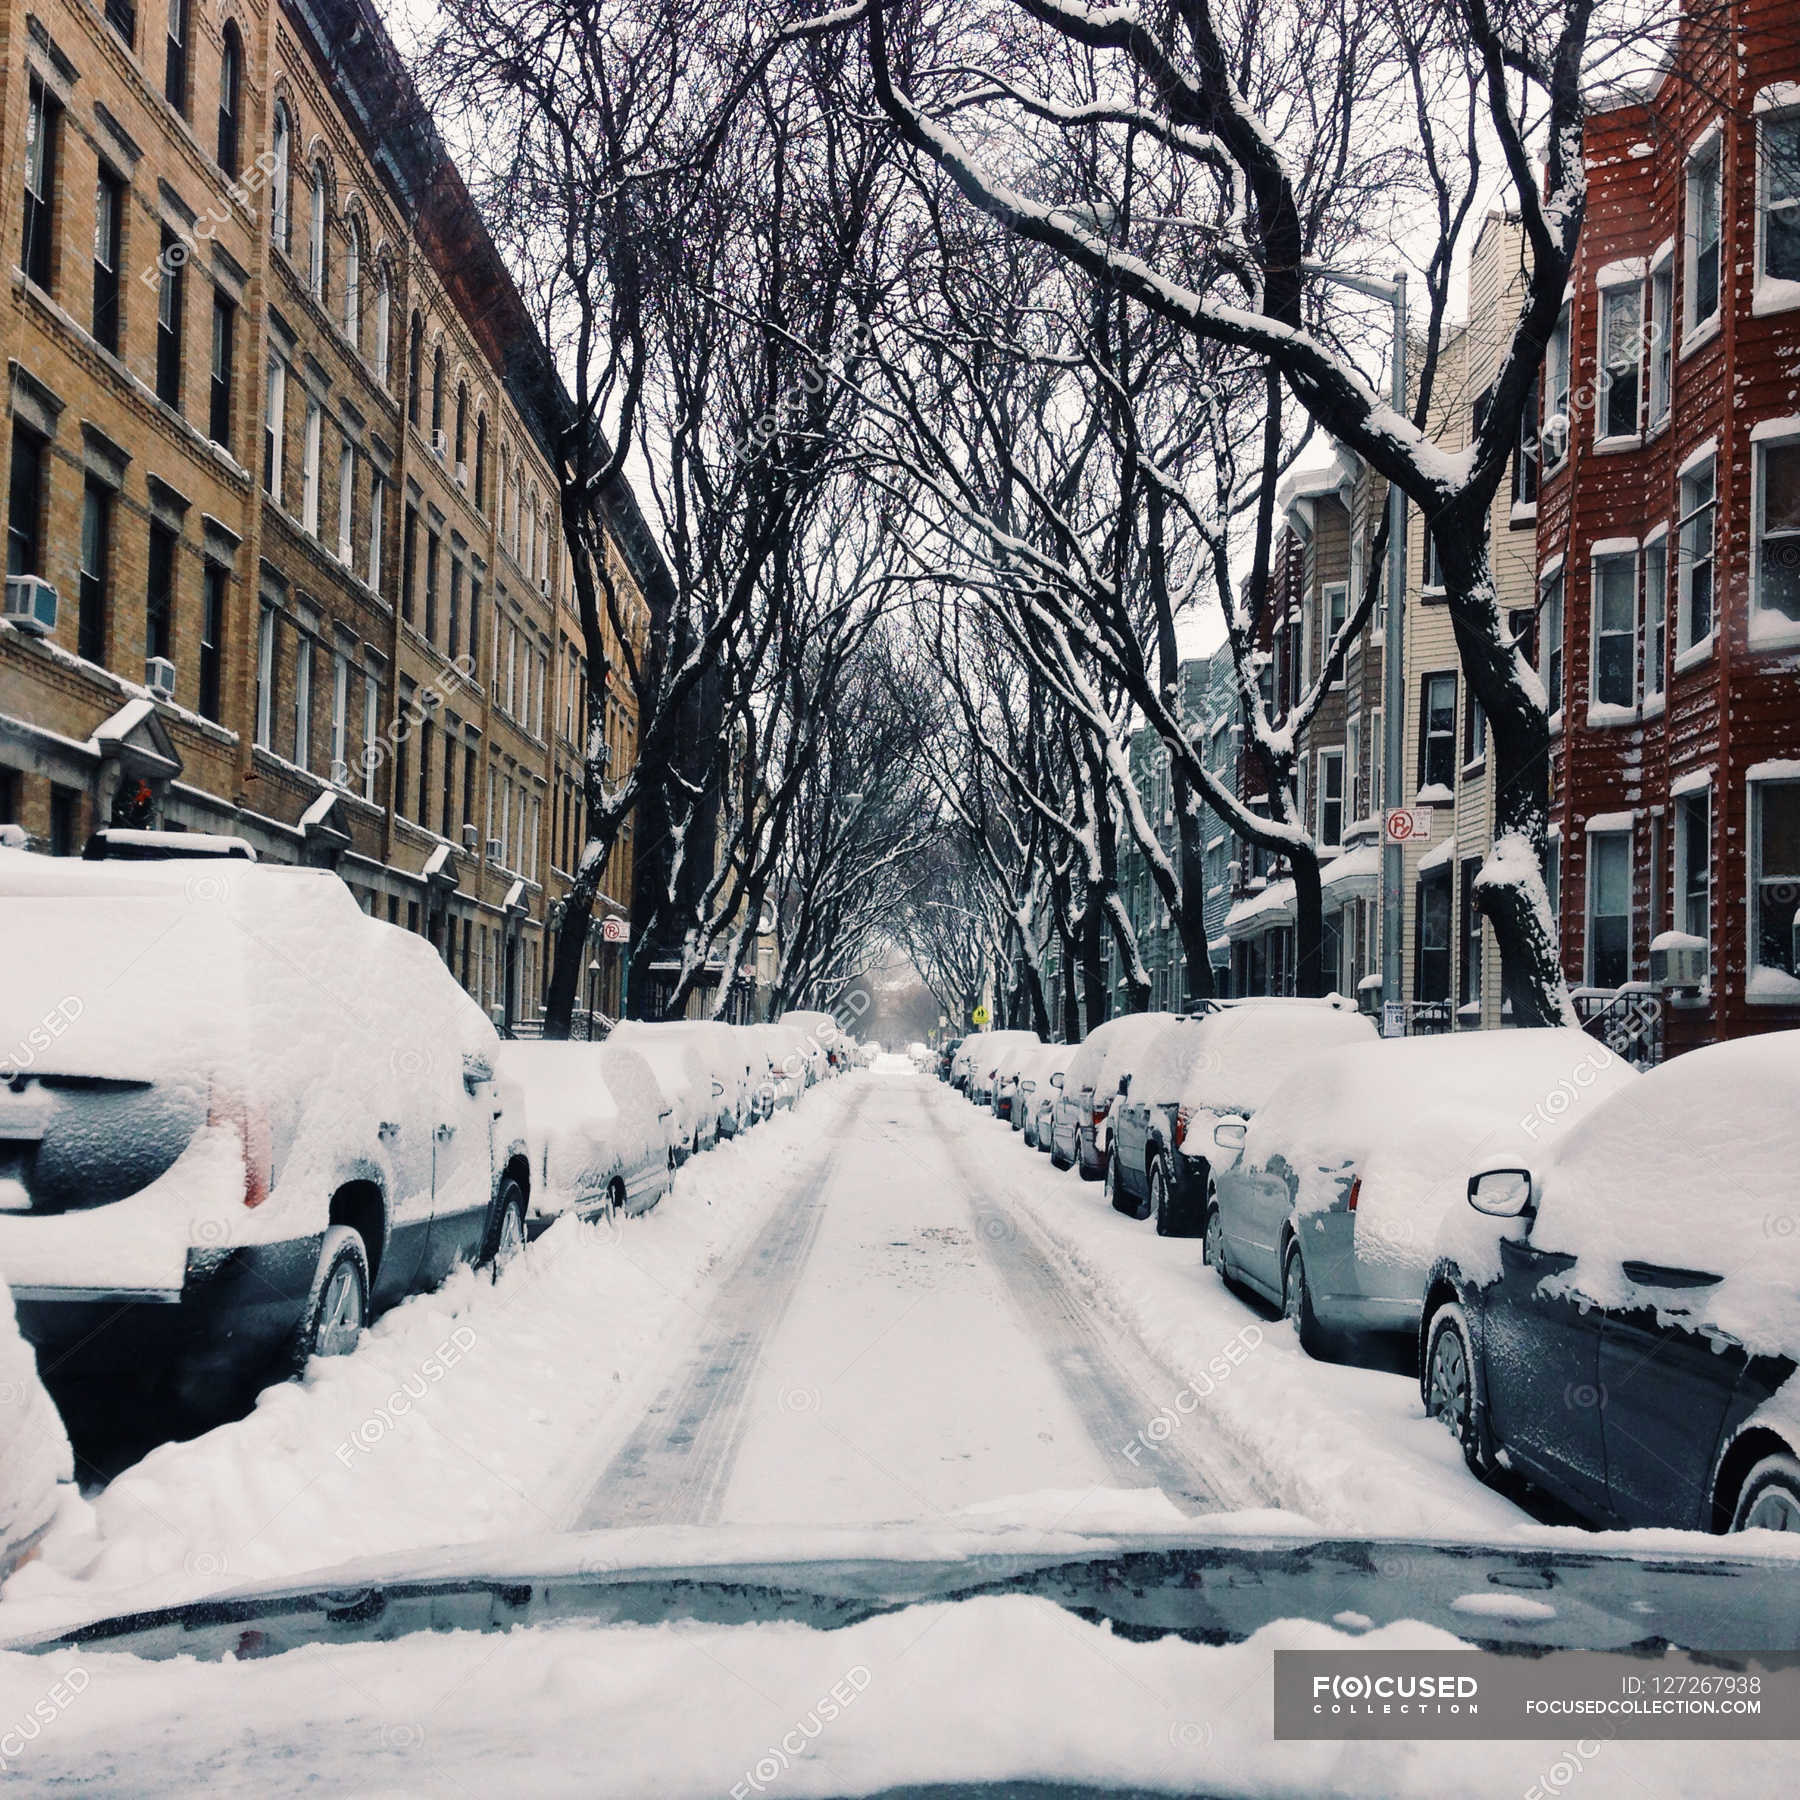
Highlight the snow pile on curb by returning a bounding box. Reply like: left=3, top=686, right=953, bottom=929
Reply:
left=1, top=1079, right=862, bottom=1642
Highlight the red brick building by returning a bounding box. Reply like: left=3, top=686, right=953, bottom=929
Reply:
left=1537, top=0, right=1800, bottom=1050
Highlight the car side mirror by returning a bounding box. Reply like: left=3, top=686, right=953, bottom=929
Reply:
left=1213, top=1119, right=1247, bottom=1151
left=1050, top=1072, right=1064, bottom=1089
left=1117, top=1072, right=1132, bottom=1096
left=462, top=1052, right=494, bottom=1093
left=712, top=1080, right=725, bottom=1097
left=1468, top=1168, right=1534, bottom=1218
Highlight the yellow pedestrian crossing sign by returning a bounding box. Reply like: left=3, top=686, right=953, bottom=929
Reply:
left=971, top=1005, right=991, bottom=1025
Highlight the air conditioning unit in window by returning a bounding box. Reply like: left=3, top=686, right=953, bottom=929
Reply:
left=486, top=837, right=504, bottom=862
left=1649, top=937, right=1708, bottom=990
left=3, top=574, right=58, bottom=636
left=144, top=656, right=176, bottom=699
left=455, top=461, right=469, bottom=489
left=462, top=822, right=478, bottom=850
left=431, top=429, right=449, bottom=460
left=329, top=758, right=350, bottom=788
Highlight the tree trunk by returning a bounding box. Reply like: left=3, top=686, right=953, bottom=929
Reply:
left=1290, top=847, right=1328, bottom=999
left=1079, top=893, right=1108, bottom=1033
left=1172, top=784, right=1217, bottom=1007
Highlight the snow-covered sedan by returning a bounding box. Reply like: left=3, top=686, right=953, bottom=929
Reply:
left=1014, top=1043, right=1072, bottom=1142
left=978, top=1031, right=1043, bottom=1115
left=605, top=1023, right=726, bottom=1163
left=0, top=858, right=531, bottom=1429
left=1047, top=1012, right=1176, bottom=1177
left=498, top=1042, right=675, bottom=1224
left=0, top=1275, right=72, bottom=1580
left=1207, top=1029, right=1634, bottom=1356
left=1422, top=1031, right=1800, bottom=1533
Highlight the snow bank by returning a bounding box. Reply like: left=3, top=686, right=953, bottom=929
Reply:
left=0, top=1282, right=71, bottom=1577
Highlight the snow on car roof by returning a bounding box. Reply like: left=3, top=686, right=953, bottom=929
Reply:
left=1175, top=1002, right=1378, bottom=1117
left=1064, top=1012, right=1178, bottom=1097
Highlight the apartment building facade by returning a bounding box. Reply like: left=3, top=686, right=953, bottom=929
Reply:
left=1536, top=0, right=1800, bottom=1049
left=0, top=0, right=654, bottom=1026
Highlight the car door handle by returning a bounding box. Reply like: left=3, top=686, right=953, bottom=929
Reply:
left=1621, top=1260, right=1722, bottom=1290
left=435, top=1124, right=455, bottom=1144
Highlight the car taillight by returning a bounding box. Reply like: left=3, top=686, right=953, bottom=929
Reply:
left=1346, top=1174, right=1361, bottom=1214
left=1092, top=1105, right=1107, bottom=1127
left=1175, top=1106, right=1191, bottom=1149
left=209, top=1083, right=272, bottom=1207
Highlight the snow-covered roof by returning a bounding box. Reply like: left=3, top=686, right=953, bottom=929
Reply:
left=1415, top=837, right=1457, bottom=874
left=1223, top=878, right=1296, bottom=940
left=1319, top=844, right=1379, bottom=901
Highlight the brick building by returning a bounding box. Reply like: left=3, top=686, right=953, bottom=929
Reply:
left=1536, top=0, right=1800, bottom=1050
left=0, top=0, right=660, bottom=1027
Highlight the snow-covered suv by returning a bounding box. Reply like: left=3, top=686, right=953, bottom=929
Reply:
left=0, top=856, right=531, bottom=1427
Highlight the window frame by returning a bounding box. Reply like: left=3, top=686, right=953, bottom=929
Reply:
left=1542, top=305, right=1571, bottom=471
left=1642, top=527, right=1668, bottom=705
left=1748, top=776, right=1800, bottom=1000
left=1751, top=428, right=1800, bottom=639
left=209, top=292, right=234, bottom=449
left=155, top=227, right=184, bottom=408
left=1673, top=784, right=1711, bottom=970
left=217, top=25, right=242, bottom=176
left=1589, top=543, right=1639, bottom=711
left=1676, top=450, right=1718, bottom=660
left=1417, top=671, right=1457, bottom=795
left=91, top=165, right=124, bottom=356
left=1597, top=279, right=1643, bottom=444
left=164, top=0, right=190, bottom=117
left=1315, top=746, right=1344, bottom=849
left=1647, top=250, right=1674, bottom=425
left=1684, top=128, right=1723, bottom=345
left=1585, top=827, right=1634, bottom=991
left=22, top=79, right=58, bottom=294
left=1757, top=105, right=1800, bottom=299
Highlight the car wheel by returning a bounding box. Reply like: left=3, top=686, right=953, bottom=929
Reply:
left=1424, top=1301, right=1487, bottom=1477
left=483, top=1178, right=527, bottom=1279
left=1730, top=1452, right=1800, bottom=1532
left=1282, top=1240, right=1329, bottom=1359
left=1050, top=1138, right=1071, bottom=1170
left=1204, top=1199, right=1228, bottom=1279
left=1152, top=1156, right=1188, bottom=1237
left=292, top=1225, right=370, bottom=1371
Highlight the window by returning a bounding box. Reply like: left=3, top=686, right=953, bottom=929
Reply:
left=294, top=630, right=313, bottom=769
left=1591, top=551, right=1637, bottom=707
left=394, top=683, right=412, bottom=816
left=164, top=0, right=189, bottom=115
left=1463, top=691, right=1485, bottom=764
left=79, top=479, right=112, bottom=664
left=1643, top=534, right=1667, bottom=702
left=1543, top=305, right=1570, bottom=466
left=1369, top=707, right=1383, bottom=815
left=375, top=267, right=391, bottom=385
left=23, top=80, right=58, bottom=292
left=199, top=561, right=225, bottom=721
left=1544, top=835, right=1561, bottom=930
left=49, top=787, right=79, bottom=856
left=1514, top=374, right=1539, bottom=506
left=1678, top=455, right=1716, bottom=651
left=308, top=165, right=328, bottom=302
left=441, top=719, right=456, bottom=837
left=1459, top=860, right=1483, bottom=1012
left=1315, top=748, right=1344, bottom=848
left=1754, top=436, right=1800, bottom=628
left=270, top=106, right=291, bottom=254
left=474, top=416, right=487, bottom=509
left=90, top=168, right=124, bottom=355
left=1415, top=864, right=1451, bottom=1004
left=1322, top=581, right=1348, bottom=683
left=1421, top=528, right=1444, bottom=595
left=336, top=442, right=354, bottom=563
left=448, top=559, right=463, bottom=661
left=1586, top=830, right=1632, bottom=989
left=1346, top=716, right=1362, bottom=817
left=343, top=222, right=361, bottom=349
left=401, top=504, right=417, bottom=623
left=1418, top=672, right=1456, bottom=793
left=455, top=384, right=468, bottom=467
left=105, top=0, right=135, bottom=49
left=1686, top=136, right=1722, bottom=334
left=1764, top=110, right=1800, bottom=284
left=368, top=472, right=384, bottom=593
left=431, top=346, right=445, bottom=440
left=362, top=669, right=380, bottom=800
left=7, top=423, right=44, bottom=576
left=156, top=229, right=184, bottom=407
left=331, top=648, right=349, bottom=777
left=1599, top=284, right=1641, bottom=440
left=424, top=531, right=440, bottom=643
left=1751, top=780, right=1800, bottom=991
left=145, top=519, right=176, bottom=663
left=468, top=575, right=482, bottom=679
left=301, top=398, right=322, bottom=534
left=1674, top=789, right=1710, bottom=955
left=255, top=606, right=275, bottom=747
left=408, top=313, right=423, bottom=425
left=263, top=357, right=285, bottom=499
left=209, top=294, right=234, bottom=447
left=1648, top=263, right=1673, bottom=424
left=217, top=25, right=242, bottom=176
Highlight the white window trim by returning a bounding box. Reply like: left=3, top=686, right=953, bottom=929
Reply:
left=1681, top=120, right=1725, bottom=355
left=1751, top=427, right=1800, bottom=645
left=1642, top=523, right=1670, bottom=710
left=1584, top=822, right=1635, bottom=990
left=1315, top=746, right=1345, bottom=849
left=1588, top=542, right=1639, bottom=717
left=1753, top=104, right=1800, bottom=317
left=1746, top=772, right=1800, bottom=1004
left=1671, top=781, right=1712, bottom=978
left=1675, top=447, right=1718, bottom=667
left=1593, top=280, right=1645, bottom=449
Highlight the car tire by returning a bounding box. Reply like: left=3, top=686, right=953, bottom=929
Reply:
left=291, top=1225, right=370, bottom=1372
left=1282, top=1240, right=1329, bottom=1360
left=1050, top=1136, right=1072, bottom=1170
left=1152, top=1156, right=1189, bottom=1237
left=1423, top=1301, right=1488, bottom=1477
left=483, top=1177, right=527, bottom=1279
left=1729, top=1451, right=1800, bottom=1533
left=1204, top=1199, right=1229, bottom=1281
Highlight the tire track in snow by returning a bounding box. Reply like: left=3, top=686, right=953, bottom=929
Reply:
left=934, top=1088, right=1272, bottom=1516
left=574, top=1084, right=871, bottom=1529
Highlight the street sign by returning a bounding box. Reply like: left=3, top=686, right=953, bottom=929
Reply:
left=1382, top=1001, right=1407, bottom=1039
left=1384, top=806, right=1434, bottom=843
left=971, top=1004, right=991, bottom=1025
left=601, top=917, right=630, bottom=944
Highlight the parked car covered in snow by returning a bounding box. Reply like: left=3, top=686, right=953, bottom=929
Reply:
left=979, top=1031, right=1043, bottom=1115
left=0, top=1276, right=72, bottom=1580
left=1014, top=1043, right=1072, bottom=1142
left=499, top=1041, right=675, bottom=1225
left=0, top=858, right=532, bottom=1427
left=1421, top=1031, right=1800, bottom=1533
left=778, top=1011, right=844, bottom=1079
left=949, top=1034, right=985, bottom=1092
left=1047, top=1012, right=1176, bottom=1177
left=606, top=1023, right=726, bottom=1162
left=1154, top=1000, right=1378, bottom=1237
left=748, top=1023, right=807, bottom=1112
left=1208, top=1029, right=1634, bottom=1356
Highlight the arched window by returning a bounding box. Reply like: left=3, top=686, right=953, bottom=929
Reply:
left=454, top=382, right=468, bottom=466
left=524, top=486, right=536, bottom=575
left=216, top=25, right=241, bottom=176
left=375, top=265, right=391, bottom=385
left=343, top=219, right=361, bottom=350
left=407, top=311, right=423, bottom=425
left=431, top=346, right=445, bottom=439
left=474, top=414, right=488, bottom=511
left=270, top=105, right=292, bottom=252
left=308, top=164, right=328, bottom=301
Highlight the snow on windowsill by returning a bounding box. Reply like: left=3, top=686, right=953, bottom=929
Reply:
left=1548, top=707, right=1564, bottom=738
left=1584, top=701, right=1640, bottom=730
left=1673, top=636, right=1714, bottom=677
left=1641, top=693, right=1667, bottom=719
left=1747, top=964, right=1800, bottom=1004
left=1752, top=276, right=1800, bottom=318
left=1415, top=783, right=1455, bottom=807
left=1508, top=502, right=1537, bottom=529
left=1748, top=614, right=1800, bottom=653
left=1746, top=759, right=1800, bottom=782
left=1678, top=314, right=1722, bottom=359
left=1591, top=433, right=1643, bottom=456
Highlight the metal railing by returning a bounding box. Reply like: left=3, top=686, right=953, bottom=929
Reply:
left=1572, top=984, right=1664, bottom=1069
